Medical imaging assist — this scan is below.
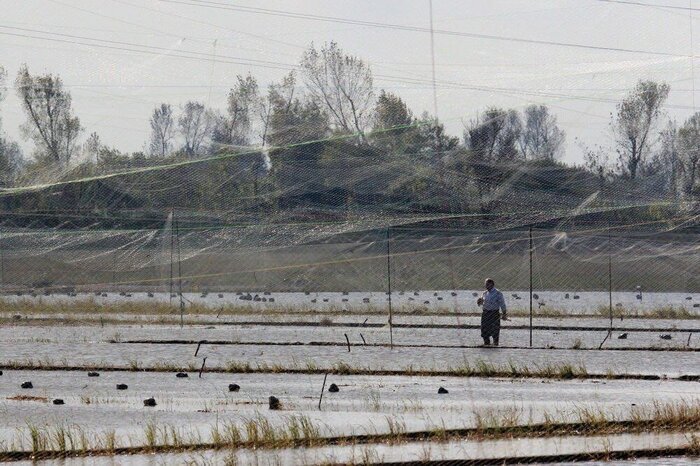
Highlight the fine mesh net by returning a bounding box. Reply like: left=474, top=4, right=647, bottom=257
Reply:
left=1, top=2, right=700, bottom=463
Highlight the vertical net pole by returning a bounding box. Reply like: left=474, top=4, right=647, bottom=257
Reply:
left=608, top=226, right=613, bottom=332
left=176, top=215, right=184, bottom=329
left=386, top=226, right=393, bottom=349
left=169, top=209, right=175, bottom=307
left=529, top=226, right=533, bottom=348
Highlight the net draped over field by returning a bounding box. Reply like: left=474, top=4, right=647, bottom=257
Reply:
left=0, top=132, right=698, bottom=301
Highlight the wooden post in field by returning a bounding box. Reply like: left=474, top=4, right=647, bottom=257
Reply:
left=529, top=226, right=533, bottom=348
left=169, top=209, right=175, bottom=306
left=176, top=214, right=184, bottom=329
left=386, top=227, right=393, bottom=349
left=608, top=226, right=613, bottom=332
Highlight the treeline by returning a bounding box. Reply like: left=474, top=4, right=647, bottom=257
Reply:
left=0, top=42, right=698, bottom=222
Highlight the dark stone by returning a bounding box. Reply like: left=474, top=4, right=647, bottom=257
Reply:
left=660, top=334, right=672, bottom=340
left=143, top=397, right=157, bottom=407
left=268, top=396, right=280, bottom=410
left=451, top=292, right=457, bottom=297
left=424, top=301, right=430, bottom=305
left=116, top=384, right=128, bottom=390
left=573, top=295, right=580, bottom=300
left=52, top=399, right=64, bottom=405
left=228, top=383, right=240, bottom=392
left=532, top=293, right=539, bottom=300
left=176, top=372, right=188, bottom=378
left=12, top=315, right=21, bottom=320
left=87, top=372, right=99, bottom=377
left=472, top=292, right=478, bottom=297
left=269, top=298, right=275, bottom=303
left=438, top=387, right=449, bottom=394
left=618, top=333, right=628, bottom=339
left=21, top=382, right=33, bottom=389
left=686, top=296, right=693, bottom=300
left=218, top=293, right=224, bottom=298
left=342, top=291, right=349, bottom=295
left=362, top=298, right=370, bottom=303
left=342, top=298, right=349, bottom=302
left=311, top=299, right=317, bottom=303
left=263, top=291, right=271, bottom=295
left=565, top=293, right=570, bottom=299
left=328, top=383, right=339, bottom=393
left=0, top=370, right=2, bottom=376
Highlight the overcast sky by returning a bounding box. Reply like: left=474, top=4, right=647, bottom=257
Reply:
left=1, top=0, right=699, bottom=164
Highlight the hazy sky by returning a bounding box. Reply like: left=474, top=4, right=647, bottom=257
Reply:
left=1, top=0, right=699, bottom=164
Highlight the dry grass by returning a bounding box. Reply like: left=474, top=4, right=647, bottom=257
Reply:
left=2, top=298, right=697, bottom=322
left=2, top=400, right=699, bottom=459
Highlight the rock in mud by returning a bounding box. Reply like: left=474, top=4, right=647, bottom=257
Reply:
left=618, top=333, right=628, bottom=339
left=228, top=383, right=240, bottom=392
left=176, top=372, right=188, bottom=378
left=268, top=396, right=280, bottom=410
left=21, top=382, right=33, bottom=389
left=660, top=334, right=672, bottom=340
left=437, top=387, right=449, bottom=394
left=328, top=383, right=339, bottom=393
left=116, top=384, right=128, bottom=390
left=87, top=372, right=100, bottom=377
left=143, top=397, right=157, bottom=407
left=52, top=399, right=65, bottom=405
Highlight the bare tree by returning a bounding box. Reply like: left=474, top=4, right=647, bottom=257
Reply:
left=148, top=103, right=174, bottom=157
left=15, top=65, right=82, bottom=164
left=0, top=65, right=6, bottom=130
left=581, top=143, right=612, bottom=187
left=520, top=104, right=565, bottom=160
left=212, top=74, right=258, bottom=152
left=178, top=101, right=213, bottom=157
left=650, top=120, right=680, bottom=194
left=301, top=41, right=374, bottom=139
left=678, top=113, right=700, bottom=196
left=613, top=80, right=670, bottom=180
left=83, top=131, right=102, bottom=163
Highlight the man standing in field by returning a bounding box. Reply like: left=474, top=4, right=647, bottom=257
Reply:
left=476, top=278, right=508, bottom=346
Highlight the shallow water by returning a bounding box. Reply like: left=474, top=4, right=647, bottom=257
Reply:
left=1, top=370, right=697, bottom=448
left=3, top=289, right=699, bottom=315
left=17, top=432, right=699, bottom=465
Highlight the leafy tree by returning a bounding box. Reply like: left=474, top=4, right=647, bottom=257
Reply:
left=466, top=107, right=522, bottom=162
left=371, top=90, right=416, bottom=153
left=15, top=65, right=82, bottom=164
left=677, top=113, right=700, bottom=196
left=613, top=80, right=670, bottom=180
left=148, top=103, right=174, bottom=157
left=301, top=41, right=374, bottom=140
left=212, top=74, right=258, bottom=152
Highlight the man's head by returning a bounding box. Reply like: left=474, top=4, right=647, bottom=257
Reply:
left=484, top=278, right=495, bottom=290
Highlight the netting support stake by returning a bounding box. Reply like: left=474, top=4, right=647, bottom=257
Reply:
left=169, top=208, right=175, bottom=307
left=386, top=226, right=394, bottom=350
left=175, top=212, right=184, bottom=329
left=608, top=225, right=613, bottom=332
left=529, top=226, right=533, bottom=348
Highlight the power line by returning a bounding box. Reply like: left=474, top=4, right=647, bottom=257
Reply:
left=594, top=0, right=700, bottom=12
left=161, top=0, right=692, bottom=58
